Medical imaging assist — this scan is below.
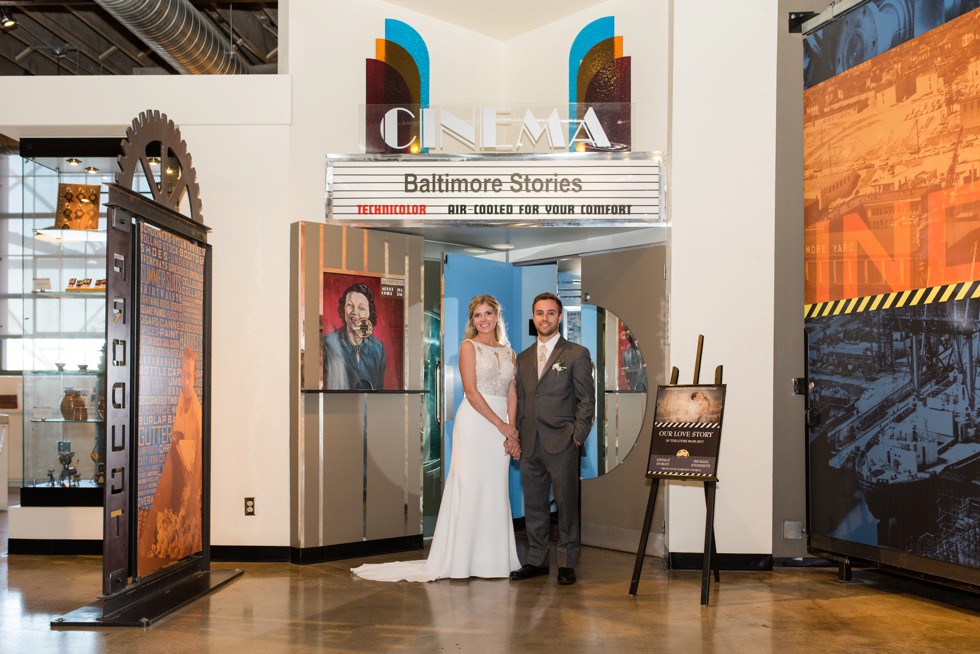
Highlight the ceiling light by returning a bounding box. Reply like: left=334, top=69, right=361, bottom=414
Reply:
left=85, top=166, right=99, bottom=174
left=490, top=243, right=514, bottom=250
left=464, top=248, right=487, bottom=254
left=0, top=10, right=15, bottom=30
left=147, top=157, right=161, bottom=167
left=66, top=157, right=81, bottom=166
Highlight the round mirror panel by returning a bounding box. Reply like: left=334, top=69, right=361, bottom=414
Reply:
left=572, top=305, right=647, bottom=479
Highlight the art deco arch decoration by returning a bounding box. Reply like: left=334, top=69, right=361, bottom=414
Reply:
left=365, top=19, right=430, bottom=154
left=116, top=109, right=204, bottom=223
left=569, top=16, right=631, bottom=152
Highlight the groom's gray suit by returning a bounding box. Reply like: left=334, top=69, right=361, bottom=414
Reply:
left=516, top=335, right=595, bottom=569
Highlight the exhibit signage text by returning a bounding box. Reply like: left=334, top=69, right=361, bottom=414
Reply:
left=384, top=106, right=611, bottom=152
left=403, top=172, right=583, bottom=193
left=326, top=154, right=663, bottom=225
left=363, top=104, right=632, bottom=154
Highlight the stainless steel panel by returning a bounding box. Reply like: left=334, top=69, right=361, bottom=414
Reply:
left=320, top=393, right=366, bottom=546
left=364, top=393, right=423, bottom=540
left=291, top=221, right=426, bottom=550
left=580, top=244, right=668, bottom=552
left=300, top=395, right=322, bottom=547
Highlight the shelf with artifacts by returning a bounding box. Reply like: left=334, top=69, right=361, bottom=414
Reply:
left=6, top=140, right=119, bottom=554
left=31, top=290, right=107, bottom=298
left=20, top=369, right=106, bottom=507
left=17, top=155, right=109, bottom=510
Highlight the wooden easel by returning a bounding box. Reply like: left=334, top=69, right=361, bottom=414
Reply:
left=629, top=334, right=722, bottom=606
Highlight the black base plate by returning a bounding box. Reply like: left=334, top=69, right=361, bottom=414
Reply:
left=52, top=568, right=243, bottom=627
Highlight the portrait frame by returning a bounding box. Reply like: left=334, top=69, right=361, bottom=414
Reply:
left=320, top=270, right=406, bottom=391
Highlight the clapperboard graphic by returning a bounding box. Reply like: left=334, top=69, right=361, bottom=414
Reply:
left=647, top=384, right=726, bottom=480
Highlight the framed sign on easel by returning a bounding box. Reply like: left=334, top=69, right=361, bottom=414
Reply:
left=629, top=335, right=726, bottom=606
left=646, top=384, right=725, bottom=480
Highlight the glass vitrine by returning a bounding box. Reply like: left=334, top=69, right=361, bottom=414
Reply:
left=17, top=153, right=108, bottom=503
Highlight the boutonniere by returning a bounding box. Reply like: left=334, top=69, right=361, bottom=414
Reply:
left=552, top=359, right=567, bottom=375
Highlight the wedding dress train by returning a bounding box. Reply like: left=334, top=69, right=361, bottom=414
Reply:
left=352, top=340, right=520, bottom=581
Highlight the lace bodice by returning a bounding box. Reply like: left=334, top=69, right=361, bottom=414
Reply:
left=466, top=339, right=515, bottom=398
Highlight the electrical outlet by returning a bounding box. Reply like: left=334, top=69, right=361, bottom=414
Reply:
left=244, top=497, right=255, bottom=516
left=782, top=520, right=803, bottom=540
left=792, top=377, right=806, bottom=395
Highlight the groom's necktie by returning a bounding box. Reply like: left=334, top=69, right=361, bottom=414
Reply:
left=537, top=343, right=547, bottom=378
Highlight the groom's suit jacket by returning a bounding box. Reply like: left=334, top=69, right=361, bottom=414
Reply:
left=516, top=336, right=595, bottom=455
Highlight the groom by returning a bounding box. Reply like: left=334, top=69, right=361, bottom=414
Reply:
left=511, top=292, right=595, bottom=586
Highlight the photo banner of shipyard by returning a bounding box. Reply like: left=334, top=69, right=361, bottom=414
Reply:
left=325, top=154, right=663, bottom=225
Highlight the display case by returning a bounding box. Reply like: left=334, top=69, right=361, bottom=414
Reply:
left=17, top=151, right=108, bottom=506
left=22, top=370, right=104, bottom=489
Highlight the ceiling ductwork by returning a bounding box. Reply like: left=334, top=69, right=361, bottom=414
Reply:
left=94, top=0, right=248, bottom=74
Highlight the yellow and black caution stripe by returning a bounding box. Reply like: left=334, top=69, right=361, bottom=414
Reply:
left=804, top=279, right=980, bottom=319
left=654, top=421, right=722, bottom=430
left=646, top=472, right=716, bottom=479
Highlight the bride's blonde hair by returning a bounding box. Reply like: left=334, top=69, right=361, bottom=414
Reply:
left=464, top=294, right=508, bottom=344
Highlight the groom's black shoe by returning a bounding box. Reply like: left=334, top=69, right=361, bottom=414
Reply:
left=557, top=567, right=576, bottom=585
left=510, top=564, right=549, bottom=580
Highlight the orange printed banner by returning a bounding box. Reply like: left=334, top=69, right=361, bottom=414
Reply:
left=803, top=9, right=980, bottom=305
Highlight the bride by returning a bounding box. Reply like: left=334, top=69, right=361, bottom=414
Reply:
left=352, top=294, right=522, bottom=581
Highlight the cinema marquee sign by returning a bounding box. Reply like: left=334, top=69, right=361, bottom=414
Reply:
left=362, top=104, right=632, bottom=154
left=325, top=153, right=664, bottom=225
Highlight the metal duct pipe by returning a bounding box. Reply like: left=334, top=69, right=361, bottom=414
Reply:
left=95, top=0, right=248, bottom=74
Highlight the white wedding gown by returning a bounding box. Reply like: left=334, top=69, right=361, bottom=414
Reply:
left=352, top=339, right=521, bottom=581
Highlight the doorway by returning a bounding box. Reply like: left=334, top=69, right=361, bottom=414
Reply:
left=418, top=227, right=667, bottom=547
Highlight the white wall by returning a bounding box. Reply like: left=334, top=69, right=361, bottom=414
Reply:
left=185, top=124, right=292, bottom=546
left=0, top=0, right=784, bottom=556
left=668, top=1, right=778, bottom=554
left=0, top=76, right=289, bottom=137
left=504, top=0, right=670, bottom=152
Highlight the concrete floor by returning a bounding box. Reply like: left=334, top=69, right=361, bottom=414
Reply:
left=2, top=509, right=979, bottom=652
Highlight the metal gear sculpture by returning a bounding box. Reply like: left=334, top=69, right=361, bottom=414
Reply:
left=116, top=109, right=204, bottom=223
